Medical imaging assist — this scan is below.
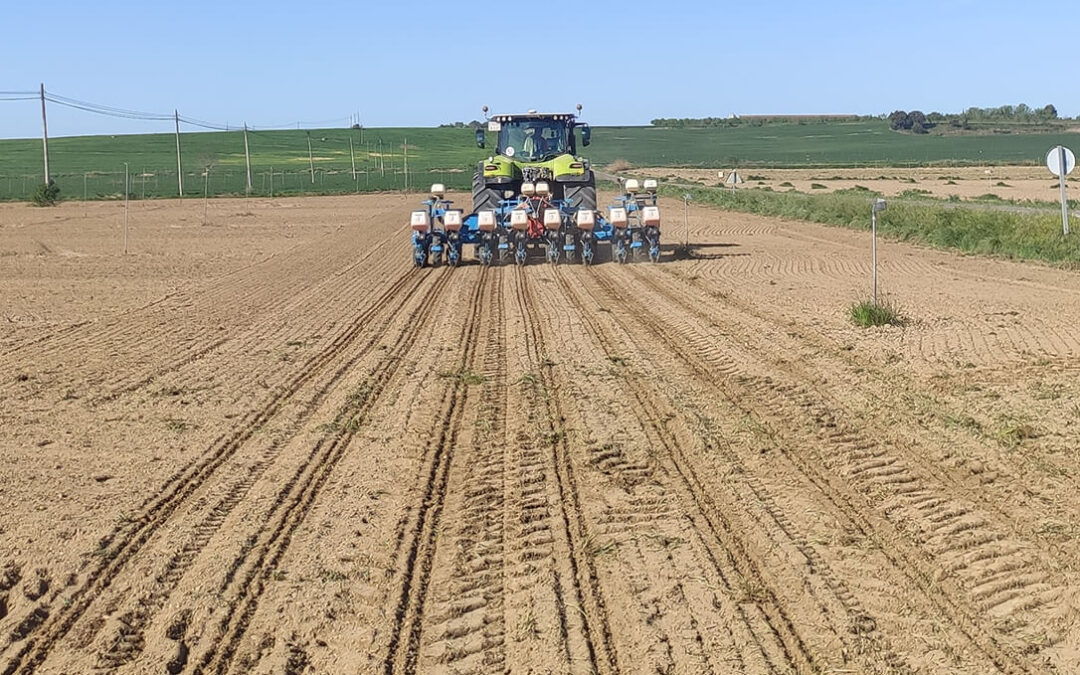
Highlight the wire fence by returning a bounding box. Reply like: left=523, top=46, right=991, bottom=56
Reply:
left=1, top=87, right=481, bottom=202
left=0, top=167, right=475, bottom=202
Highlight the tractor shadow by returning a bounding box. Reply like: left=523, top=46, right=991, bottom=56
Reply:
left=666, top=242, right=747, bottom=261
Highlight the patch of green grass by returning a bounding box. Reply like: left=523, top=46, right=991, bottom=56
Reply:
left=996, top=421, right=1039, bottom=447
left=164, top=417, right=190, bottom=432
left=899, top=188, right=932, bottom=198
left=663, top=183, right=1080, bottom=266
left=849, top=298, right=905, bottom=328
left=438, top=369, right=486, bottom=385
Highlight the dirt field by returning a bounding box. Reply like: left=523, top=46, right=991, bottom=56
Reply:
left=3, top=191, right=1080, bottom=674
left=636, top=165, right=1075, bottom=203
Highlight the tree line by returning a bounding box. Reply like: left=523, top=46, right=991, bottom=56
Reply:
left=889, top=104, right=1061, bottom=133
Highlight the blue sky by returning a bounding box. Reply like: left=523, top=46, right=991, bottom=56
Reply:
left=1, top=0, right=1077, bottom=138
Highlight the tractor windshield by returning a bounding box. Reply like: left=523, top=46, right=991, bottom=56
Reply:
left=498, top=119, right=569, bottom=161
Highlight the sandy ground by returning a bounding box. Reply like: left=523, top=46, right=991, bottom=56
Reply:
left=633, top=165, right=1077, bottom=203
left=3, top=190, right=1080, bottom=674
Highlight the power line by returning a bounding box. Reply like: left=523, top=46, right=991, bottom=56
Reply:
left=45, top=92, right=174, bottom=121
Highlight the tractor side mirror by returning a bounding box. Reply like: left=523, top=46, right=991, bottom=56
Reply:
left=475, top=128, right=485, bottom=149
left=580, top=125, right=591, bottom=147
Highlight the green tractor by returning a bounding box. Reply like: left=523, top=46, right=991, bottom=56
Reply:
left=472, top=105, right=596, bottom=215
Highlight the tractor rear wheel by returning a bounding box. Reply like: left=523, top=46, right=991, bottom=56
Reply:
left=562, top=171, right=597, bottom=212
left=472, top=170, right=502, bottom=213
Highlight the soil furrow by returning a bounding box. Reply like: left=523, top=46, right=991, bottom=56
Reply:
left=622, top=264, right=1067, bottom=662
left=514, top=266, right=619, bottom=675
left=189, top=268, right=459, bottom=675
left=584, top=267, right=1039, bottom=674
left=551, top=267, right=825, bottom=674
left=415, top=268, right=510, bottom=673
left=2, top=268, right=429, bottom=675
left=382, top=266, right=489, bottom=675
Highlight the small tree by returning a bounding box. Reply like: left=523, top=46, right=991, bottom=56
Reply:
left=908, top=110, right=929, bottom=133
left=31, top=179, right=60, bottom=206
left=888, top=110, right=911, bottom=130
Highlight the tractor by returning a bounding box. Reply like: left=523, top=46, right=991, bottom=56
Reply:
left=408, top=105, right=662, bottom=267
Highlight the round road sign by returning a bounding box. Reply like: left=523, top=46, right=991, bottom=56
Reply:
left=1047, top=146, right=1075, bottom=177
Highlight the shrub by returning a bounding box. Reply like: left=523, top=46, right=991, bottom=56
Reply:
left=779, top=181, right=794, bottom=187
left=850, top=298, right=905, bottom=327
left=607, top=159, right=633, bottom=173
left=810, top=183, right=827, bottom=190
left=31, top=179, right=60, bottom=207
left=899, top=189, right=932, bottom=198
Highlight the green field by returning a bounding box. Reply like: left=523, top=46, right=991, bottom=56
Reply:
left=2, top=121, right=1080, bottom=201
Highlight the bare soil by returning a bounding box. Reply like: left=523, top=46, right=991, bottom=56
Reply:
left=2, top=190, right=1080, bottom=674
left=637, top=165, right=1076, bottom=203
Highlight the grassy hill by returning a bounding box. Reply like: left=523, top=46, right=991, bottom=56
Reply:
left=2, top=121, right=1079, bottom=201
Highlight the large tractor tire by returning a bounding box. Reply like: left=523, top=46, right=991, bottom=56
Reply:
left=562, top=171, right=597, bottom=212
left=472, top=169, right=502, bottom=213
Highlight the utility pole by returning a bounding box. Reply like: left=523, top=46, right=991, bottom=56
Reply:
left=306, top=131, right=315, bottom=184
left=174, top=110, right=184, bottom=198
left=349, top=137, right=357, bottom=181
left=243, top=123, right=253, bottom=195
left=123, top=163, right=129, bottom=254
left=40, top=84, right=50, bottom=185
left=403, top=138, right=408, bottom=192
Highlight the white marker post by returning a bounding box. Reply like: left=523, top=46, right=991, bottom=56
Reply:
left=1047, top=145, right=1075, bottom=235
left=871, top=198, right=887, bottom=306
left=683, top=193, right=692, bottom=249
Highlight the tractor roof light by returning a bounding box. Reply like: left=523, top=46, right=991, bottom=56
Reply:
left=430, top=183, right=446, bottom=199
left=535, top=181, right=551, bottom=197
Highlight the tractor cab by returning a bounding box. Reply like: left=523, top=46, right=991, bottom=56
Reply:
left=497, top=117, right=569, bottom=161
left=476, top=111, right=590, bottom=160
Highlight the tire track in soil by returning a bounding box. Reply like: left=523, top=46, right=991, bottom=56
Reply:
left=650, top=262, right=1080, bottom=556
left=88, top=266, right=447, bottom=671
left=530, top=278, right=754, bottom=674
left=513, top=266, right=618, bottom=675
left=1, top=266, right=428, bottom=675
left=627, top=266, right=1067, bottom=659
left=93, top=222, right=412, bottom=403
left=381, top=266, right=490, bottom=675
left=588, top=266, right=1048, bottom=674
left=188, top=267, right=462, bottom=675
left=549, top=267, right=827, bottom=675
left=0, top=217, right=407, bottom=402
left=414, top=268, right=508, bottom=673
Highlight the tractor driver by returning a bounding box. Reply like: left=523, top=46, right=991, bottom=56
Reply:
left=521, top=126, right=549, bottom=159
